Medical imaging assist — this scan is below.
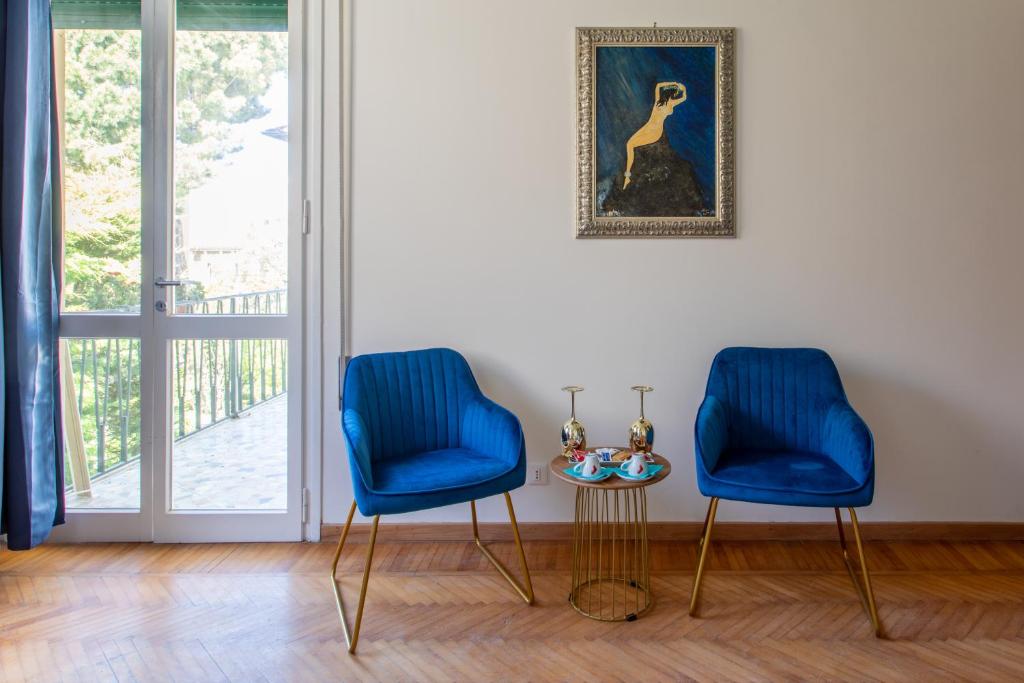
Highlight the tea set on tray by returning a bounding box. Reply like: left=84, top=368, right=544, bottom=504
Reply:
left=559, top=385, right=663, bottom=483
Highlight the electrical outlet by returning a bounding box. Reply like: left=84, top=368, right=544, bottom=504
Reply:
left=527, top=462, right=548, bottom=485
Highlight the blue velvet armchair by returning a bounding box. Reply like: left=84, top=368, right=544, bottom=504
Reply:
left=331, top=348, right=534, bottom=653
left=689, top=347, right=881, bottom=636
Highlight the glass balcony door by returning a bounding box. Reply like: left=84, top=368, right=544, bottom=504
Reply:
left=53, top=0, right=302, bottom=542
left=150, top=0, right=299, bottom=542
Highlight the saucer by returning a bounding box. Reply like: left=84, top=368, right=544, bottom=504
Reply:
left=614, top=464, right=663, bottom=481
left=564, top=467, right=613, bottom=482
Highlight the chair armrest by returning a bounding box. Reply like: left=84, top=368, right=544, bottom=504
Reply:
left=342, top=409, right=375, bottom=489
left=695, top=394, right=728, bottom=473
left=460, top=396, right=524, bottom=469
left=822, top=401, right=874, bottom=485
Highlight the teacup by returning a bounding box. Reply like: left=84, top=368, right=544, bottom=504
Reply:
left=619, top=453, right=649, bottom=478
left=573, top=453, right=603, bottom=478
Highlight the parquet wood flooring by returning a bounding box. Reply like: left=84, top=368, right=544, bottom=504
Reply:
left=2, top=539, right=1024, bottom=681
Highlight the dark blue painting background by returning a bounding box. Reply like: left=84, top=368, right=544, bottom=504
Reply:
left=595, top=46, right=716, bottom=209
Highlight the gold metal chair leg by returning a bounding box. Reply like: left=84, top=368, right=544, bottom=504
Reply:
left=330, top=501, right=381, bottom=654
left=688, top=497, right=719, bottom=616
left=696, top=495, right=714, bottom=552
left=471, top=493, right=535, bottom=604
left=835, top=506, right=883, bottom=637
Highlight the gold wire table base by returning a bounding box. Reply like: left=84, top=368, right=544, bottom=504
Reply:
left=570, top=486, right=652, bottom=621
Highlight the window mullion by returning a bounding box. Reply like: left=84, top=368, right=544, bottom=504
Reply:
left=139, top=0, right=176, bottom=533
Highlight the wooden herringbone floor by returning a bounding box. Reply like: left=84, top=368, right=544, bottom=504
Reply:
left=2, top=539, right=1024, bottom=681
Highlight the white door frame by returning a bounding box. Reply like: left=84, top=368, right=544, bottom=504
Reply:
left=301, top=0, right=330, bottom=542
left=52, top=0, right=322, bottom=543
left=312, top=0, right=347, bottom=543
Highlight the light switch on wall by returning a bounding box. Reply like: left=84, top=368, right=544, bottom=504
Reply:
left=527, top=462, right=548, bottom=485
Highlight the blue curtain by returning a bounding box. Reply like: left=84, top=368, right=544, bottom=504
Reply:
left=0, top=0, right=66, bottom=550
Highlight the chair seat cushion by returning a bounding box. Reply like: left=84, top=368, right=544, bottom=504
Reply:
left=358, top=448, right=524, bottom=516
left=373, top=448, right=514, bottom=495
left=698, top=449, right=872, bottom=508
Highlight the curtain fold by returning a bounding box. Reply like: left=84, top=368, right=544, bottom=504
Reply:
left=0, top=0, right=66, bottom=550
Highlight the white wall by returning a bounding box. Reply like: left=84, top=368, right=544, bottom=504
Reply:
left=322, top=0, right=1024, bottom=526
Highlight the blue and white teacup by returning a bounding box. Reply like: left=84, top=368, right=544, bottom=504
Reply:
left=593, top=447, right=620, bottom=462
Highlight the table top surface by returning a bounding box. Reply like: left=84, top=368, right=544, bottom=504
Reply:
left=548, top=448, right=671, bottom=490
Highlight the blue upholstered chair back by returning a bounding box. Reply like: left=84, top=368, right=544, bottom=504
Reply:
left=342, top=348, right=483, bottom=462
left=705, top=347, right=847, bottom=453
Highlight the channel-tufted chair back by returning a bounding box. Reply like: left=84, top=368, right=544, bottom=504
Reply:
left=704, top=347, right=847, bottom=453
left=342, top=347, right=482, bottom=461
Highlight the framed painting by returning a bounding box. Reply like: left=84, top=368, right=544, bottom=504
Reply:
left=576, top=27, right=735, bottom=237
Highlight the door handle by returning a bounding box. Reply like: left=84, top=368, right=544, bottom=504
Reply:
left=155, top=278, right=183, bottom=287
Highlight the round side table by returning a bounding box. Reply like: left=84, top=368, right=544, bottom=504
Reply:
left=549, top=450, right=671, bottom=622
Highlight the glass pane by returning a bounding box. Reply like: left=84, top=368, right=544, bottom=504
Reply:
left=171, top=339, right=287, bottom=510
left=63, top=338, right=141, bottom=510
left=57, top=29, right=142, bottom=313
left=172, top=20, right=289, bottom=315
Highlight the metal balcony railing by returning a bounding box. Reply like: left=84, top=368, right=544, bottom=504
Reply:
left=175, top=288, right=287, bottom=316
left=63, top=289, right=287, bottom=491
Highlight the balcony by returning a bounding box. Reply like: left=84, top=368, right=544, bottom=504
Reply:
left=64, top=290, right=288, bottom=511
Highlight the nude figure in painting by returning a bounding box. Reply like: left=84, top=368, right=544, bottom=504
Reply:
left=622, top=81, right=687, bottom=189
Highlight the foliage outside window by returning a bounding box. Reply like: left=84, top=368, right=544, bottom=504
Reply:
left=60, top=28, right=287, bottom=312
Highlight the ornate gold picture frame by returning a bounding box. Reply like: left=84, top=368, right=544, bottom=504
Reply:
left=576, top=27, right=735, bottom=238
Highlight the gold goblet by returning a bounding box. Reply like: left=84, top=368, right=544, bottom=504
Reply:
left=628, top=385, right=654, bottom=453
left=561, top=386, right=587, bottom=457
